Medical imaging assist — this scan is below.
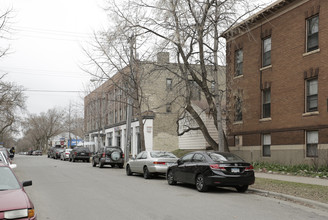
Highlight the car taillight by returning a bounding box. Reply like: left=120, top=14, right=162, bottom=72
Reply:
left=245, top=165, right=254, bottom=171
left=153, top=162, right=166, bottom=165
left=102, top=152, right=106, bottom=158
left=210, top=164, right=226, bottom=171
left=122, top=153, right=124, bottom=158
left=74, top=152, right=77, bottom=155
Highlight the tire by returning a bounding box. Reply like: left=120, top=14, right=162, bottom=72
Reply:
left=92, top=159, right=97, bottom=167
left=167, top=170, right=177, bottom=185
left=99, top=161, right=104, bottom=168
left=126, top=165, right=132, bottom=176
left=111, top=151, right=121, bottom=161
left=119, top=164, right=124, bottom=169
left=143, top=166, right=151, bottom=179
left=72, top=157, right=75, bottom=163
left=195, top=174, right=208, bottom=192
left=86, top=159, right=90, bottom=163
left=235, top=185, right=249, bottom=193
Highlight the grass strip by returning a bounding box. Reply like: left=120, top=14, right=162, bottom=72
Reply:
left=251, top=178, right=328, bottom=204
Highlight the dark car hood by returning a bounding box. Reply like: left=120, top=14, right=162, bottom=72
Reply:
left=0, top=189, right=32, bottom=211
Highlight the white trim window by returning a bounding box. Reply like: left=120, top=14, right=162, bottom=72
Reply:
left=306, top=78, right=318, bottom=112
left=306, top=131, right=318, bottom=157
left=306, top=15, right=319, bottom=52
left=262, top=37, right=271, bottom=67
left=235, top=49, right=243, bottom=76
left=262, top=134, right=271, bottom=157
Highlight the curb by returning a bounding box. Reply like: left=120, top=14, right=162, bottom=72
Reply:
left=249, top=188, right=328, bottom=212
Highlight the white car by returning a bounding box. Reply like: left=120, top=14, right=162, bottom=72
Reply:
left=0, top=151, right=17, bottom=169
left=126, top=151, right=178, bottom=179
left=60, top=149, right=72, bottom=161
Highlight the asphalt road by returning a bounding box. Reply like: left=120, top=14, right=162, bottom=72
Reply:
left=12, top=155, right=328, bottom=220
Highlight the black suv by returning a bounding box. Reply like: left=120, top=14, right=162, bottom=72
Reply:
left=92, top=146, right=124, bottom=168
left=69, top=147, right=91, bottom=162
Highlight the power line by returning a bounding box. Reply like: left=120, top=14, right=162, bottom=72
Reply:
left=24, top=89, right=84, bottom=93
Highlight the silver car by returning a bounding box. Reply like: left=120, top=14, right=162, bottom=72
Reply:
left=126, top=151, right=178, bottom=179
left=60, top=149, right=72, bottom=161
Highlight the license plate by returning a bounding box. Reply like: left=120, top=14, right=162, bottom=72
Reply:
left=231, top=168, right=240, bottom=173
left=81, top=153, right=85, bottom=155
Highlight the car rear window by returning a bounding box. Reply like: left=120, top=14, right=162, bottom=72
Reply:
left=76, top=147, right=90, bottom=152
left=150, top=152, right=177, bottom=158
left=105, top=147, right=121, bottom=153
left=0, top=167, right=20, bottom=190
left=209, top=153, right=244, bottom=162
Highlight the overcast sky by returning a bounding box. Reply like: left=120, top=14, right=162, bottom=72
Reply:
left=1, top=0, right=108, bottom=115
left=0, top=0, right=275, bottom=116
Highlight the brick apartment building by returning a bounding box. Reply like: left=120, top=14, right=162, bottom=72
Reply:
left=84, top=52, right=224, bottom=156
left=223, top=0, right=328, bottom=165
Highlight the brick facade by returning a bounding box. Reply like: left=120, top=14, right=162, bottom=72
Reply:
left=223, top=0, right=328, bottom=165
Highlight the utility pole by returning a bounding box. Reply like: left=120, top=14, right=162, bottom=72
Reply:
left=214, top=2, right=225, bottom=152
left=124, top=34, right=135, bottom=164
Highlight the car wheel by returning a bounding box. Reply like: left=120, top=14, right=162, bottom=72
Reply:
left=72, top=157, right=75, bottom=162
left=92, top=159, right=97, bottom=167
left=196, top=174, right=208, bottom=192
left=167, top=170, right=177, bottom=185
left=86, top=159, right=90, bottom=163
left=143, top=166, right=151, bottom=179
left=126, top=165, right=132, bottom=176
left=99, top=161, right=103, bottom=168
left=235, top=185, right=249, bottom=193
left=119, top=164, right=124, bottom=169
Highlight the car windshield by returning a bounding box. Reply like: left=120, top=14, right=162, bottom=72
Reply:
left=150, top=152, right=177, bottom=158
left=0, top=167, right=21, bottom=191
left=209, top=152, right=244, bottom=162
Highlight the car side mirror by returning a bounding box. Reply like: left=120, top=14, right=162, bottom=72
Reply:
left=177, top=159, right=183, bottom=165
left=22, top=180, right=32, bottom=187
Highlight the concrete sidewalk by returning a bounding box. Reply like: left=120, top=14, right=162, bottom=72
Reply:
left=255, top=172, right=328, bottom=186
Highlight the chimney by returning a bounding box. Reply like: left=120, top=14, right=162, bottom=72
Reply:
left=157, top=52, right=169, bottom=64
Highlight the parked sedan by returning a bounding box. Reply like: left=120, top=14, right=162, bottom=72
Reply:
left=0, top=164, right=36, bottom=219
left=60, top=149, right=72, bottom=161
left=126, top=151, right=178, bottom=179
left=69, top=147, right=91, bottom=162
left=92, top=146, right=124, bottom=168
left=167, top=151, right=255, bottom=192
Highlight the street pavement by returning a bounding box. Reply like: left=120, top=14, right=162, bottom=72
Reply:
left=11, top=155, right=328, bottom=220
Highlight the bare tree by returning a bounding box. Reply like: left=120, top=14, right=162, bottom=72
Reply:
left=103, top=0, right=260, bottom=151
left=82, top=4, right=160, bottom=152
left=21, top=108, right=65, bottom=151
left=0, top=75, right=26, bottom=138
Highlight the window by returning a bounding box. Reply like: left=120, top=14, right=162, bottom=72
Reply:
left=189, top=80, right=201, bottom=100
left=166, top=103, right=171, bottom=113
left=262, top=37, right=271, bottom=67
left=306, top=131, right=318, bottom=157
left=306, top=78, right=318, bottom=112
left=166, top=78, right=172, bottom=91
left=234, top=96, right=242, bottom=121
left=181, top=153, right=194, bottom=163
left=262, top=134, right=271, bottom=157
left=235, top=49, right=243, bottom=76
left=262, top=88, right=271, bottom=118
left=307, top=15, right=319, bottom=52
left=192, top=154, right=206, bottom=163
